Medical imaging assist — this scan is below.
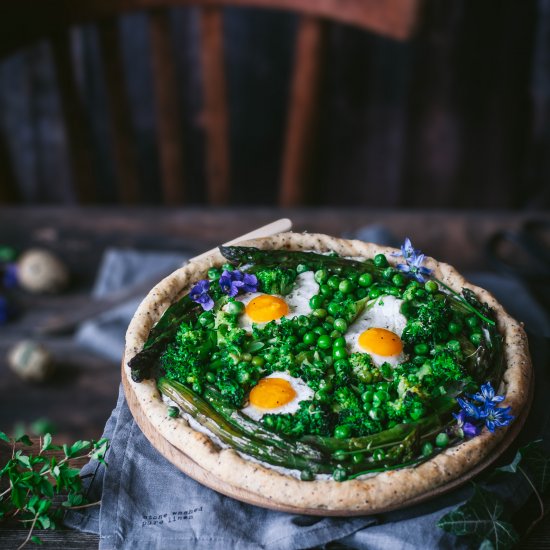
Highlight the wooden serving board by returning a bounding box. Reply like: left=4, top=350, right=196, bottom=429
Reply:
left=122, top=362, right=534, bottom=516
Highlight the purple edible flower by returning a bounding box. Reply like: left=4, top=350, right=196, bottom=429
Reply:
left=457, top=397, right=482, bottom=420
left=470, top=381, right=505, bottom=407
left=0, top=295, right=9, bottom=325
left=190, top=279, right=214, bottom=311
left=480, top=404, right=514, bottom=433
left=2, top=263, right=18, bottom=289
left=453, top=410, right=481, bottom=438
left=393, top=238, right=433, bottom=283
left=219, top=270, right=258, bottom=297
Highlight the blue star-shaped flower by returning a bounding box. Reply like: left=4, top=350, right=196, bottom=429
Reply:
left=219, top=270, right=258, bottom=297
left=190, top=279, right=214, bottom=311
left=453, top=410, right=481, bottom=438
left=480, top=404, right=514, bottom=433
left=470, top=381, right=505, bottom=407
left=393, top=238, right=433, bottom=283
left=457, top=397, right=482, bottom=420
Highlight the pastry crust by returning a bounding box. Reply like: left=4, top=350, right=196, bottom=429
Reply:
left=123, top=232, right=532, bottom=512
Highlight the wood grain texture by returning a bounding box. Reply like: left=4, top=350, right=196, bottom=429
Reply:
left=280, top=16, right=327, bottom=206
left=97, top=18, right=141, bottom=203
left=50, top=30, right=97, bottom=203
left=199, top=7, right=230, bottom=205
left=149, top=9, right=186, bottom=204
left=0, top=0, right=421, bottom=58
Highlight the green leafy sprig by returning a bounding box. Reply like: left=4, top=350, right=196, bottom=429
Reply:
left=0, top=430, right=109, bottom=549
left=438, top=440, right=550, bottom=549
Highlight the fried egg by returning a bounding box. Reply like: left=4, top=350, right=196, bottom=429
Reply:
left=344, top=295, right=407, bottom=367
left=240, top=371, right=314, bottom=421
left=236, top=271, right=319, bottom=330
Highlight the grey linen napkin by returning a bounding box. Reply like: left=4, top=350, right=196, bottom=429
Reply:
left=65, top=246, right=550, bottom=549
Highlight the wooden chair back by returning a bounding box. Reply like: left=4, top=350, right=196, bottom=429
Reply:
left=0, top=0, right=422, bottom=206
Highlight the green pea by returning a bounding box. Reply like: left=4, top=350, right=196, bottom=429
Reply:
left=300, top=469, right=314, bottom=481
left=313, top=308, right=328, bottom=319
left=374, top=254, right=389, bottom=268
left=448, top=322, right=462, bottom=335
left=425, top=280, right=438, bottom=293
left=251, top=356, right=265, bottom=367
left=227, top=301, right=245, bottom=315
left=436, top=432, right=449, bottom=447
left=415, top=289, right=426, bottom=299
left=313, top=326, right=327, bottom=336
left=323, top=355, right=333, bottom=367
left=317, top=335, right=332, bottom=350
left=358, top=272, right=374, bottom=287
left=333, top=347, right=348, bottom=360
left=422, top=442, right=434, bottom=456
left=368, top=408, right=381, bottom=421
left=333, top=318, right=348, bottom=332
left=382, top=267, right=394, bottom=280
left=467, top=315, right=479, bottom=328
left=360, top=370, right=373, bottom=384
left=333, top=467, right=348, bottom=482
left=414, top=343, right=429, bottom=355
left=373, top=391, right=388, bottom=407
left=356, top=288, right=367, bottom=299
left=470, top=332, right=482, bottom=346
left=334, top=359, right=350, bottom=371
left=447, top=340, right=461, bottom=352
left=167, top=406, right=180, bottom=418
left=328, top=275, right=340, bottom=289
left=309, top=295, right=323, bottom=310
left=409, top=405, right=425, bottom=420
left=320, top=284, right=332, bottom=296
left=205, top=371, right=216, bottom=383
left=369, top=287, right=382, bottom=299
left=330, top=330, right=342, bottom=340
left=361, top=390, right=374, bottom=402
left=296, top=263, right=309, bottom=274
left=392, top=273, right=406, bottom=287
left=326, top=315, right=335, bottom=324
left=237, top=370, right=251, bottom=384
left=351, top=452, right=365, bottom=464
left=303, top=332, right=316, bottom=345
left=287, top=335, right=298, bottom=345
left=327, top=302, right=341, bottom=315
left=222, top=263, right=234, bottom=272
left=208, top=267, right=221, bottom=280
left=333, top=337, right=346, bottom=349
left=314, top=269, right=329, bottom=284
left=334, top=425, right=351, bottom=439
left=339, top=279, right=353, bottom=294
left=373, top=449, right=386, bottom=462
left=333, top=449, right=348, bottom=461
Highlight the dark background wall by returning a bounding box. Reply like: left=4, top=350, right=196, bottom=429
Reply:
left=0, top=0, right=547, bottom=208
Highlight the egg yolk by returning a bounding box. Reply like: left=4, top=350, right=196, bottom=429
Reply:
left=249, top=378, right=297, bottom=409
left=358, top=327, right=403, bottom=356
left=245, top=294, right=289, bottom=323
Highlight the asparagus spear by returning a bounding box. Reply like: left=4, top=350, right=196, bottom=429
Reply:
left=219, top=246, right=375, bottom=272
left=158, top=378, right=333, bottom=473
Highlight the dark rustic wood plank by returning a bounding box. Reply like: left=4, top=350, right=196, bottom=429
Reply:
left=279, top=16, right=327, bottom=207
left=50, top=30, right=97, bottom=204
left=0, top=127, right=19, bottom=203
left=0, top=0, right=422, bottom=59
left=97, top=18, right=141, bottom=203
left=149, top=8, right=186, bottom=204
left=199, top=7, right=230, bottom=204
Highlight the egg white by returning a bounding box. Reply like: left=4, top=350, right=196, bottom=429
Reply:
left=235, top=271, right=319, bottom=331
left=344, top=295, right=407, bottom=367
left=240, top=371, right=314, bottom=421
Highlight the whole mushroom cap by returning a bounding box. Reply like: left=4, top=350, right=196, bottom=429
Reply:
left=17, top=249, right=69, bottom=294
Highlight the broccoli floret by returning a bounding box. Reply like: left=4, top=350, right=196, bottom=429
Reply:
left=262, top=401, right=330, bottom=437
left=402, top=298, right=451, bottom=345
left=161, top=323, right=214, bottom=391
left=429, top=350, right=466, bottom=385
left=386, top=393, right=426, bottom=422
left=255, top=267, right=297, bottom=295
left=349, top=353, right=382, bottom=384
left=330, top=387, right=381, bottom=436
left=214, top=307, right=247, bottom=347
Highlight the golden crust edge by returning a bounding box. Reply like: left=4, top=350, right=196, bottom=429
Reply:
left=123, top=232, right=532, bottom=511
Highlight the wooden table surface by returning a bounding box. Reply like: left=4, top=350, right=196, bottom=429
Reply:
left=0, top=206, right=549, bottom=548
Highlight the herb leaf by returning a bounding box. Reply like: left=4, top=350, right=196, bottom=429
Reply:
left=437, top=485, right=519, bottom=550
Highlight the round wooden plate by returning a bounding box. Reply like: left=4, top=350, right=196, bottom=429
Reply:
left=122, top=362, right=534, bottom=516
